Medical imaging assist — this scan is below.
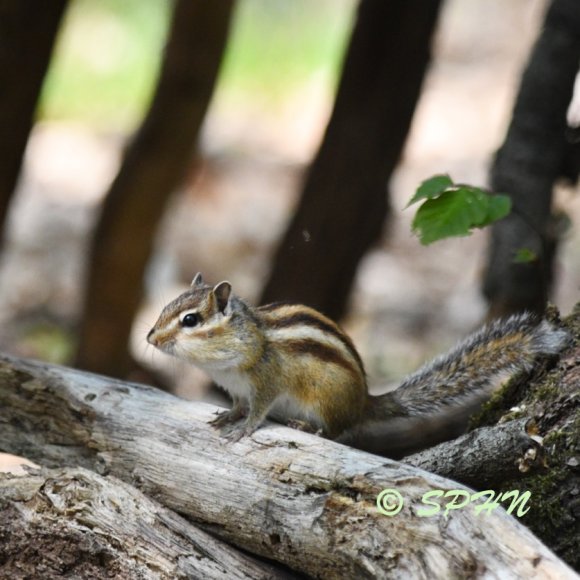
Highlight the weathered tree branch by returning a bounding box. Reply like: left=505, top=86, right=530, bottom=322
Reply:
left=0, top=354, right=575, bottom=578
left=0, top=467, right=291, bottom=579
left=405, top=418, right=544, bottom=489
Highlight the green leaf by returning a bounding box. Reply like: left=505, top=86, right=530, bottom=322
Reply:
left=408, top=174, right=512, bottom=245
left=411, top=188, right=511, bottom=245
left=452, top=187, right=489, bottom=225
left=407, top=174, right=453, bottom=207
left=513, top=247, right=538, bottom=263
left=482, top=194, right=511, bottom=225
left=412, top=190, right=477, bottom=244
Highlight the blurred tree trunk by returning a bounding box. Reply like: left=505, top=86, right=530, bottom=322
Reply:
left=260, top=0, right=442, bottom=319
left=483, top=0, right=580, bottom=319
left=0, top=0, right=68, bottom=244
left=74, top=0, right=234, bottom=378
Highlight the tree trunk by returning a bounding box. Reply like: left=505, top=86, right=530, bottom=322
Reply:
left=0, top=0, right=68, bottom=244
left=260, top=0, right=442, bottom=320
left=0, top=352, right=576, bottom=578
left=483, top=0, right=580, bottom=318
left=0, top=467, right=292, bottom=579
left=468, top=304, right=580, bottom=568
left=74, top=0, right=234, bottom=378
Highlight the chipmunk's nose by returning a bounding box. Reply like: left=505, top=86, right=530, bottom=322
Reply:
left=147, top=328, right=157, bottom=346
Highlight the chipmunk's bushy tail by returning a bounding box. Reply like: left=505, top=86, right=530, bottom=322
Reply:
left=391, top=313, right=570, bottom=416
left=344, top=313, right=570, bottom=458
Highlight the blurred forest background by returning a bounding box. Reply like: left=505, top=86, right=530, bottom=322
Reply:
left=1, top=0, right=579, bottom=398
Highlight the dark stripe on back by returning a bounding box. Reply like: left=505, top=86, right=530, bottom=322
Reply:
left=257, top=302, right=293, bottom=313
left=266, top=310, right=365, bottom=375
left=278, top=339, right=362, bottom=379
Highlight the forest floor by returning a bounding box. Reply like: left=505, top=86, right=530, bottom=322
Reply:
left=0, top=0, right=578, bottom=401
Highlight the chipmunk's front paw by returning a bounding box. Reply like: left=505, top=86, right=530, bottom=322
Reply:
left=209, top=408, right=244, bottom=429
left=220, top=421, right=257, bottom=442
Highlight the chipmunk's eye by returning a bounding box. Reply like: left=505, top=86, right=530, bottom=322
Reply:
left=181, top=312, right=200, bottom=327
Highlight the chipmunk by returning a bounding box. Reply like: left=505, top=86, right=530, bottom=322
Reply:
left=147, top=273, right=570, bottom=447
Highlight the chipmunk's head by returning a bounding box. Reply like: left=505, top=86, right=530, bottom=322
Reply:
left=147, top=273, right=259, bottom=369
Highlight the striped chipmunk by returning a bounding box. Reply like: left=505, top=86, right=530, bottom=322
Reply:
left=147, top=273, right=570, bottom=445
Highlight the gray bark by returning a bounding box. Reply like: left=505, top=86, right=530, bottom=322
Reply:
left=0, top=467, right=291, bottom=579
left=405, top=418, right=544, bottom=489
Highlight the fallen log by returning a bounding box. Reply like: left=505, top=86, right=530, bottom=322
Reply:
left=0, top=466, right=293, bottom=579
left=0, top=353, right=575, bottom=578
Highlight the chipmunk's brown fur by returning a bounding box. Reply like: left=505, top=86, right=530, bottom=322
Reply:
left=148, top=273, right=570, bottom=443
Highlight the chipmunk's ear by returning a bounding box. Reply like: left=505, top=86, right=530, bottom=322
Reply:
left=213, top=281, right=232, bottom=313
left=191, top=272, right=204, bottom=287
